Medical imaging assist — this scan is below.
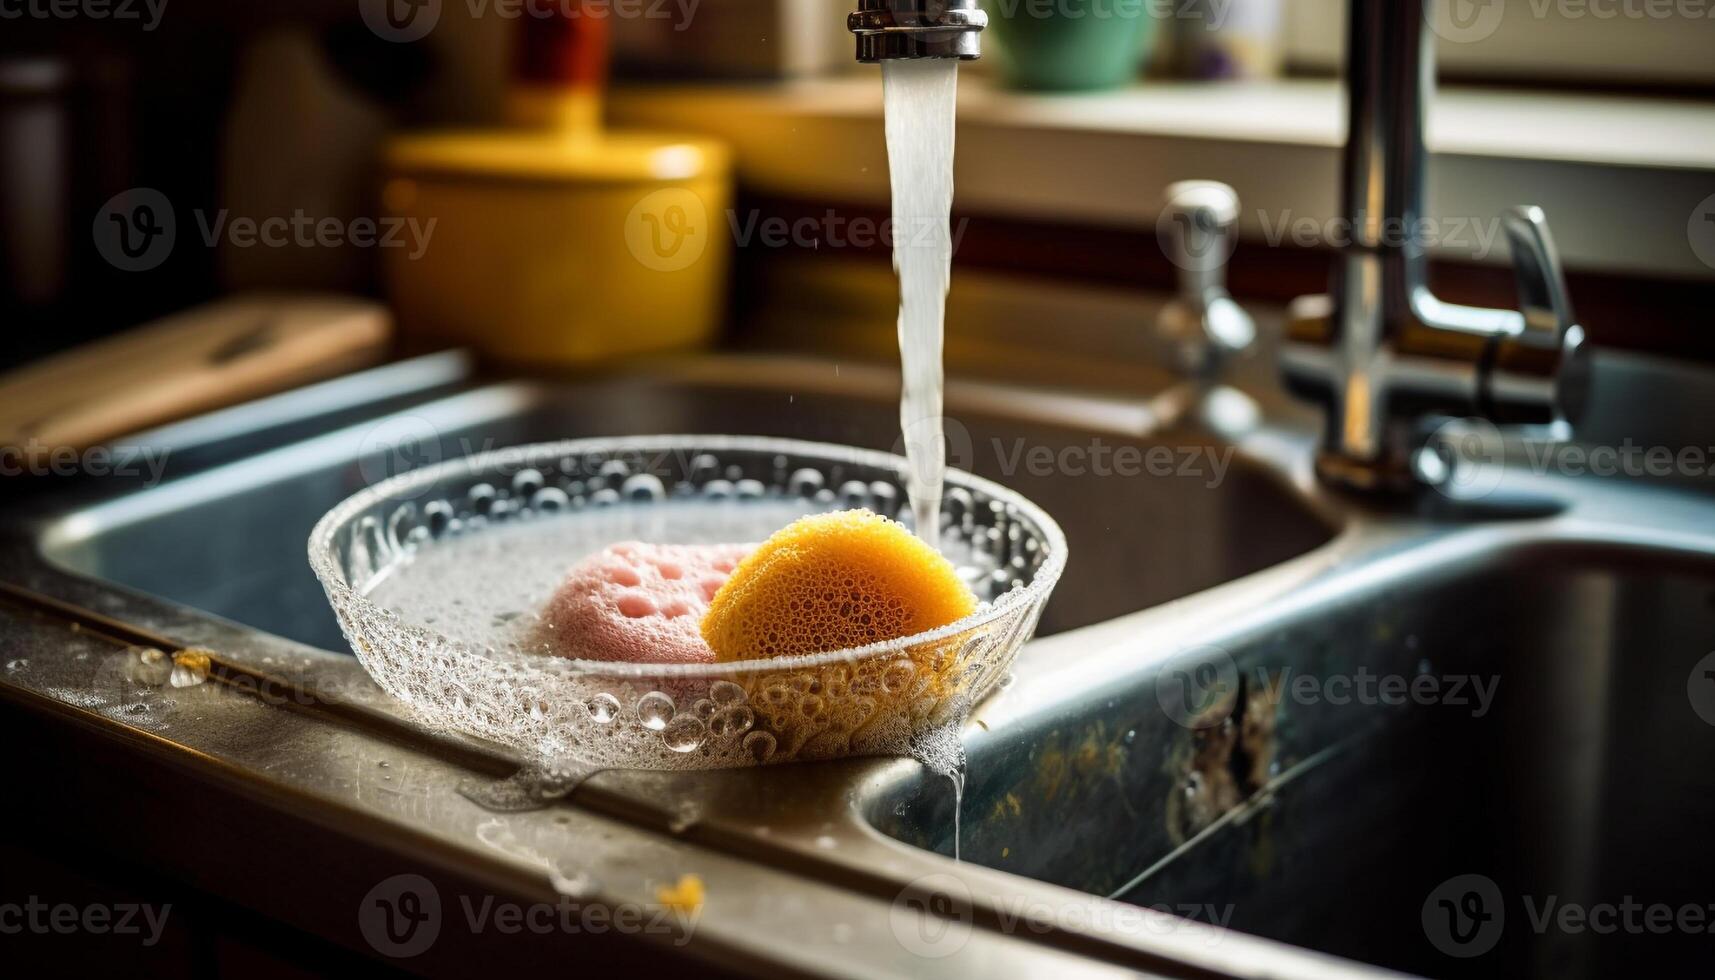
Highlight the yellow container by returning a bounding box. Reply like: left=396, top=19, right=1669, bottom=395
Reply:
left=381, top=131, right=732, bottom=365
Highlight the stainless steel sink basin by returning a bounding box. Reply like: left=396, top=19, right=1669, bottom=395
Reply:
left=34, top=363, right=1333, bottom=654
left=1116, top=541, right=1715, bottom=979
left=863, top=529, right=1715, bottom=979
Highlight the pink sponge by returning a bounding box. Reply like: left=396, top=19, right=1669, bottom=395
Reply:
left=535, top=542, right=751, bottom=664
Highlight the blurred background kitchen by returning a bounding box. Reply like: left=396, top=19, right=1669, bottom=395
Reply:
left=4, top=0, right=1712, bottom=405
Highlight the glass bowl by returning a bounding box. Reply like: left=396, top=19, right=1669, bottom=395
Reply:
left=309, top=436, right=1066, bottom=773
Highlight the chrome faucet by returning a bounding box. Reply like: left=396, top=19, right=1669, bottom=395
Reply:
left=1281, top=0, right=1590, bottom=490
left=848, top=0, right=987, bottom=62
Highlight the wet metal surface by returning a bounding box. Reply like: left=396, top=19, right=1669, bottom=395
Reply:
left=4, top=352, right=1714, bottom=977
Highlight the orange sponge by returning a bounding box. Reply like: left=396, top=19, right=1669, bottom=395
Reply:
left=701, top=510, right=977, bottom=663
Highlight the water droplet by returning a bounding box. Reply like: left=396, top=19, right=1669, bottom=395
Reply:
left=467, top=483, right=497, bottom=513
left=838, top=480, right=871, bottom=508
left=688, top=454, right=720, bottom=482
left=511, top=468, right=544, bottom=497
left=622, top=474, right=666, bottom=502
left=587, top=693, right=620, bottom=723
left=662, top=716, right=706, bottom=752
left=788, top=468, right=825, bottom=496
left=709, top=706, right=754, bottom=738
left=637, top=691, right=676, bottom=730
left=531, top=486, right=570, bottom=512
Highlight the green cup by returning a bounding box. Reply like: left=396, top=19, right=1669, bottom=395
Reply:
left=982, top=0, right=1158, bottom=92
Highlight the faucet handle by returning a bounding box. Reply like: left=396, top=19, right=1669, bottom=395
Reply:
left=1156, top=181, right=1255, bottom=377
left=1502, top=206, right=1577, bottom=348
left=1486, top=206, right=1591, bottom=427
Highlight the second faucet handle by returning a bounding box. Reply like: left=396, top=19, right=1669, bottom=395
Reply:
left=1502, top=205, right=1578, bottom=349
left=1486, top=206, right=1591, bottom=427
left=1156, top=181, right=1255, bottom=378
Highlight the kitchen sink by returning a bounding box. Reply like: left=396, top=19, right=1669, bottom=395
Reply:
left=9, top=352, right=1715, bottom=979
left=35, top=369, right=1333, bottom=655
left=866, top=537, right=1715, bottom=978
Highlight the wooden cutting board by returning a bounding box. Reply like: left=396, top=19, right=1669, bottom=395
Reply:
left=0, top=294, right=392, bottom=466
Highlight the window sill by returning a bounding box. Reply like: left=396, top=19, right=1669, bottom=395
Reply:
left=610, top=77, right=1715, bottom=279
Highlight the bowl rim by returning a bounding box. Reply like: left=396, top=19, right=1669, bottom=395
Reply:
left=308, top=434, right=1068, bottom=678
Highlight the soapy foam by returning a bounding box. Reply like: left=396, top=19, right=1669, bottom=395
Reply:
left=367, top=499, right=811, bottom=657
left=355, top=496, right=1018, bottom=777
